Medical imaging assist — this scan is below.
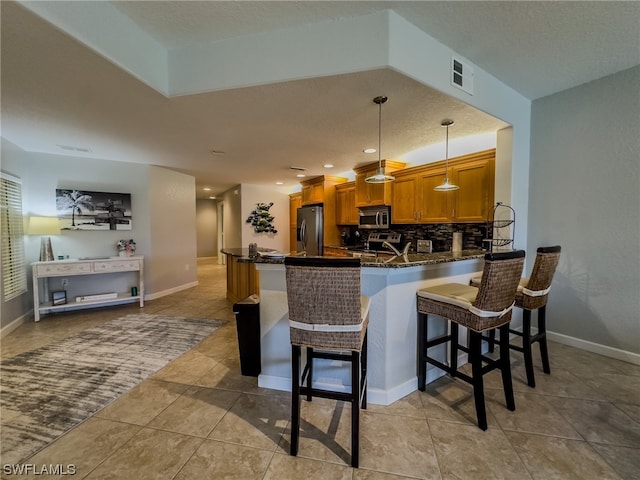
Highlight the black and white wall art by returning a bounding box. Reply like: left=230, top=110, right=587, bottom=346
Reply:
left=56, top=189, right=132, bottom=231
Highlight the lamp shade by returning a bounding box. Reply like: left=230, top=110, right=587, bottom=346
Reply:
left=27, top=216, right=60, bottom=235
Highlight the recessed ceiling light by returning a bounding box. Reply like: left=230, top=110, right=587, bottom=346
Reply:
left=209, top=196, right=216, bottom=199
left=296, top=174, right=306, bottom=178
left=203, top=187, right=211, bottom=191
left=210, top=150, right=225, bottom=155
left=323, top=164, right=334, bottom=168
left=275, top=181, right=284, bottom=185
left=363, top=148, right=376, bottom=154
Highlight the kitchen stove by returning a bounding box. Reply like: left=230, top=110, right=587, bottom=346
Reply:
left=367, top=232, right=403, bottom=251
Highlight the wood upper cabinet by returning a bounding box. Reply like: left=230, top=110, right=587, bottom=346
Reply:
left=390, top=149, right=495, bottom=224
left=298, top=175, right=347, bottom=248
left=289, top=192, right=302, bottom=253
left=335, top=182, right=358, bottom=225
left=354, top=160, right=405, bottom=207
left=418, top=166, right=452, bottom=223
left=448, top=156, right=494, bottom=222
left=390, top=173, right=419, bottom=224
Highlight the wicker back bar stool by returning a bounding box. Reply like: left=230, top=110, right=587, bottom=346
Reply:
left=472, top=246, right=562, bottom=387
left=284, top=256, right=370, bottom=468
left=417, top=250, right=525, bottom=430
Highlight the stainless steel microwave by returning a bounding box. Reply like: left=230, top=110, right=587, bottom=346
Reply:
left=358, top=206, right=390, bottom=230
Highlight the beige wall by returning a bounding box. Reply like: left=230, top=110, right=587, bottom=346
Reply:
left=0, top=138, right=199, bottom=330
left=530, top=66, right=640, bottom=357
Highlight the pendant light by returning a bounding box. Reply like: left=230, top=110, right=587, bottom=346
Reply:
left=365, top=95, right=395, bottom=184
left=434, top=119, right=459, bottom=191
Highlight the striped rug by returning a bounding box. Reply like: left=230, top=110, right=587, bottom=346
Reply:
left=0, top=313, right=226, bottom=463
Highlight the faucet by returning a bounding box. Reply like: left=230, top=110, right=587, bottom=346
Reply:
left=402, top=241, right=412, bottom=256
left=382, top=241, right=402, bottom=256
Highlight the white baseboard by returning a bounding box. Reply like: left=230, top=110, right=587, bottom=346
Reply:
left=258, top=373, right=419, bottom=406
left=143, top=281, right=199, bottom=301
left=0, top=311, right=32, bottom=339
left=547, top=330, right=640, bottom=366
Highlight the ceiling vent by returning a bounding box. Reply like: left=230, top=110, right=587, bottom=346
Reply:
left=451, top=57, right=474, bottom=95
left=289, top=166, right=306, bottom=171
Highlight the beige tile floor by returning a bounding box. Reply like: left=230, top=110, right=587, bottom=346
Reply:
left=2, top=259, right=639, bottom=479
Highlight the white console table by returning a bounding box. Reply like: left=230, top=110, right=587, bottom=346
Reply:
left=32, top=256, right=144, bottom=322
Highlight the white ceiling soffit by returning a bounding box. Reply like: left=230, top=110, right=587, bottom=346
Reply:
left=22, top=1, right=640, bottom=100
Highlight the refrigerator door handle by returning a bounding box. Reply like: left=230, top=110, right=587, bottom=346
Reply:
left=300, top=219, right=307, bottom=252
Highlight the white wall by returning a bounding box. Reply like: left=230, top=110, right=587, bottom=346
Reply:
left=196, top=199, right=218, bottom=258
left=530, top=66, right=640, bottom=356
left=0, top=138, right=199, bottom=328
left=147, top=166, right=198, bottom=296
left=218, top=185, right=242, bottom=249
left=241, top=184, right=290, bottom=252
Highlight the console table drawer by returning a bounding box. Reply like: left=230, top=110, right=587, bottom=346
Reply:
left=35, top=263, right=92, bottom=277
left=94, top=259, right=141, bottom=273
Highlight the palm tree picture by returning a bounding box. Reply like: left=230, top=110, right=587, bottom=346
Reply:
left=56, top=189, right=132, bottom=231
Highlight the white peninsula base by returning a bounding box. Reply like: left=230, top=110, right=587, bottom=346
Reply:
left=256, top=257, right=484, bottom=406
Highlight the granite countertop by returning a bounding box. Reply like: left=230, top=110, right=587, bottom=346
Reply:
left=220, top=247, right=277, bottom=258
left=252, top=249, right=486, bottom=268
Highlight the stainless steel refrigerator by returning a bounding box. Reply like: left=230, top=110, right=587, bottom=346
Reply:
left=296, top=205, right=323, bottom=256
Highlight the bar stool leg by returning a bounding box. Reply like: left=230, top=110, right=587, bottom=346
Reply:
left=538, top=306, right=551, bottom=375
left=361, top=332, right=368, bottom=409
left=522, top=310, right=536, bottom=388
left=306, top=347, right=314, bottom=401
left=291, top=345, right=301, bottom=456
left=469, top=331, right=487, bottom=431
left=499, top=324, right=516, bottom=411
left=351, top=350, right=360, bottom=468
left=450, top=322, right=459, bottom=373
left=417, top=313, right=427, bottom=391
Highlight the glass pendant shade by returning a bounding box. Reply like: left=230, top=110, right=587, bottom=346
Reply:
left=435, top=119, right=459, bottom=191
left=433, top=177, right=459, bottom=191
left=365, top=95, right=395, bottom=184
left=366, top=166, right=395, bottom=184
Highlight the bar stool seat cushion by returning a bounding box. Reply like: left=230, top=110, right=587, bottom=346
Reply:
left=417, top=283, right=478, bottom=309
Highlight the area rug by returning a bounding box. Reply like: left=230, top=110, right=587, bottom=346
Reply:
left=0, top=313, right=226, bottom=463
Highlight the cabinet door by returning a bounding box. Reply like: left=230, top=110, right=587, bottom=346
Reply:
left=418, top=168, right=452, bottom=223
left=354, top=170, right=373, bottom=206
left=450, top=159, right=493, bottom=222
left=355, top=169, right=387, bottom=206
left=289, top=193, right=302, bottom=226
left=336, top=185, right=358, bottom=225
left=391, top=175, right=418, bottom=224
left=301, top=182, right=323, bottom=205
left=289, top=193, right=302, bottom=253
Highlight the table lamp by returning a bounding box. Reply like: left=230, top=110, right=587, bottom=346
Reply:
left=27, top=216, right=60, bottom=261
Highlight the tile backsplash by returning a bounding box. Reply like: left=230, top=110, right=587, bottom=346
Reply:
left=383, top=223, right=490, bottom=252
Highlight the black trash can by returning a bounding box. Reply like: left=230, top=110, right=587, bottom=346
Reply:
left=232, top=294, right=261, bottom=376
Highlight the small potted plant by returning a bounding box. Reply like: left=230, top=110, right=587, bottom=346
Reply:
left=116, top=239, right=136, bottom=257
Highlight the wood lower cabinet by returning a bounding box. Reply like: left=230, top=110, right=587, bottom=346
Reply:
left=324, top=246, right=349, bottom=257
left=225, top=253, right=259, bottom=304
left=335, top=182, right=358, bottom=225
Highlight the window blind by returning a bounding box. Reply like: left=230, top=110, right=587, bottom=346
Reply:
left=1, top=173, right=27, bottom=301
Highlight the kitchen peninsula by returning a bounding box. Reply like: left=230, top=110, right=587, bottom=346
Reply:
left=250, top=250, right=485, bottom=405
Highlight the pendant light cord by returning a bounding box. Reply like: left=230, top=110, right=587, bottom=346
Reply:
left=378, top=100, right=382, bottom=167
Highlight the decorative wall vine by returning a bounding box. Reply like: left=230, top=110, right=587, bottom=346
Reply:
left=246, top=202, right=277, bottom=233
